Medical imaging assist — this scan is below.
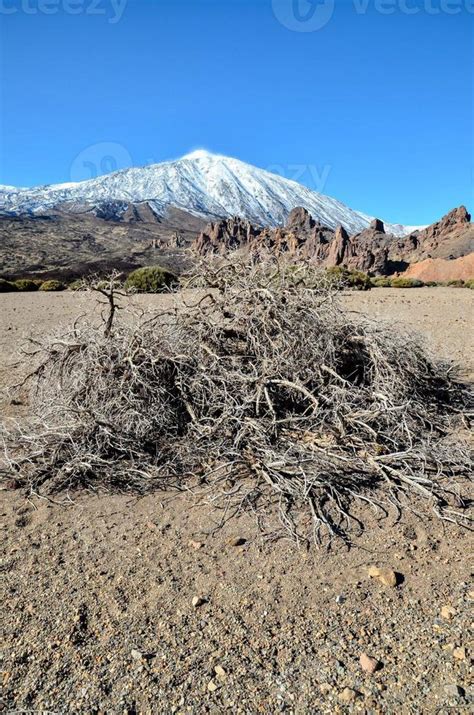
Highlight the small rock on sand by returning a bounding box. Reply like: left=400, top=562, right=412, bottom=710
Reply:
left=444, top=684, right=465, bottom=699
left=452, top=646, right=466, bottom=660
left=360, top=653, right=382, bottom=674
left=441, top=605, right=456, bottom=620
left=188, top=540, right=204, bottom=550
left=227, top=537, right=247, bottom=547
left=214, top=665, right=227, bottom=680
left=192, top=596, right=206, bottom=608
left=339, top=687, right=360, bottom=703
left=368, top=566, right=399, bottom=587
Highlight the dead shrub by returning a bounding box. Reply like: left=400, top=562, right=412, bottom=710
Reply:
left=1, top=260, right=471, bottom=543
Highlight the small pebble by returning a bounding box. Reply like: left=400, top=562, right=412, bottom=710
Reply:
left=453, top=646, right=466, bottom=661
left=338, top=687, right=360, bottom=703
left=214, top=665, right=227, bottom=680
left=444, top=684, right=465, bottom=698
left=360, top=653, right=382, bottom=674
left=188, top=540, right=204, bottom=550
left=441, top=605, right=456, bottom=621
left=227, top=537, right=247, bottom=547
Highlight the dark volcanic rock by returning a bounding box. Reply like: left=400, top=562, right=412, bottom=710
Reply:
left=194, top=208, right=335, bottom=262
left=193, top=205, right=473, bottom=279
left=286, top=207, right=318, bottom=233
left=193, top=217, right=260, bottom=255
left=400, top=205, right=473, bottom=261
left=370, top=218, right=385, bottom=233
left=327, top=225, right=350, bottom=266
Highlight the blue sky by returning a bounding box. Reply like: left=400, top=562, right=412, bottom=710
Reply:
left=0, top=0, right=472, bottom=224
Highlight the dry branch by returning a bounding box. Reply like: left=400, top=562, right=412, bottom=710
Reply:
left=1, top=259, right=472, bottom=542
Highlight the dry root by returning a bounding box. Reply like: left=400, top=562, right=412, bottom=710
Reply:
left=1, top=261, right=472, bottom=543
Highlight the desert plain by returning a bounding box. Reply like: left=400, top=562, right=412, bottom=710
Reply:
left=1, top=287, right=473, bottom=713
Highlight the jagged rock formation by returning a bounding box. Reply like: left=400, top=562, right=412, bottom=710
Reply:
left=398, top=206, right=473, bottom=261
left=194, top=208, right=336, bottom=262
left=193, top=217, right=260, bottom=255
left=194, top=206, right=473, bottom=280
left=194, top=208, right=390, bottom=271
left=340, top=219, right=391, bottom=274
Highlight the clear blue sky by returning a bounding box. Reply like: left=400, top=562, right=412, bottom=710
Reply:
left=0, top=0, right=472, bottom=224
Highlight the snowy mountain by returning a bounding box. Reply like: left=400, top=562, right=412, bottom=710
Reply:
left=0, top=150, right=419, bottom=236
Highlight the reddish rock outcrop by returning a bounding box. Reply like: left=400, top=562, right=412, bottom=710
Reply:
left=327, top=225, right=349, bottom=266
left=193, top=205, right=473, bottom=281
left=398, top=206, right=473, bottom=261
left=403, top=254, right=474, bottom=283
left=193, top=217, right=260, bottom=255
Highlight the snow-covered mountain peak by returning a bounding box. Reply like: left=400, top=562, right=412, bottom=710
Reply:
left=0, top=150, right=420, bottom=236
left=181, top=148, right=217, bottom=161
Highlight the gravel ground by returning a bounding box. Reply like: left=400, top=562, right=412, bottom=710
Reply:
left=1, top=287, right=473, bottom=713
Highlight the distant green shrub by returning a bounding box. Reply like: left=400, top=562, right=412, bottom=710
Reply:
left=390, top=277, right=424, bottom=288
left=326, top=266, right=371, bottom=291
left=464, top=278, right=474, bottom=289
left=39, top=280, right=65, bottom=292
left=0, top=278, right=18, bottom=292
left=445, top=279, right=465, bottom=288
left=371, top=277, right=392, bottom=288
left=125, top=266, right=177, bottom=293
left=14, top=279, right=40, bottom=292
left=68, top=279, right=86, bottom=291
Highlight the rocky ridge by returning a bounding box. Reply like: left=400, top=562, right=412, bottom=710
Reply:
left=194, top=205, right=474, bottom=278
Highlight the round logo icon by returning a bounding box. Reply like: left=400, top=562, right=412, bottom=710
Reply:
left=272, top=0, right=335, bottom=32
left=70, top=142, right=133, bottom=182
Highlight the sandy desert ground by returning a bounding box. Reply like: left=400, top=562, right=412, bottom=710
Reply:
left=1, top=288, right=473, bottom=713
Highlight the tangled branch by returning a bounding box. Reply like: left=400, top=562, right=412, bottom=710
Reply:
left=1, top=260, right=472, bottom=543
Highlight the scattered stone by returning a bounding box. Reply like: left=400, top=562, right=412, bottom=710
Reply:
left=368, top=566, right=399, bottom=587
left=207, top=680, right=218, bottom=692
left=338, top=687, right=360, bottom=703
left=360, top=653, right=382, bottom=674
left=227, top=537, right=247, bottom=547
left=188, top=540, right=204, bottom=550
left=467, top=590, right=474, bottom=601
left=441, top=605, right=456, bottom=621
left=214, top=665, right=227, bottom=680
left=192, top=596, right=206, bottom=608
left=335, top=594, right=346, bottom=605
left=131, top=649, right=143, bottom=661
left=453, top=646, right=466, bottom=661
left=444, top=684, right=465, bottom=699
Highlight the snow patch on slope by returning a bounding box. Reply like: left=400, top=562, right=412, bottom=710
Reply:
left=0, top=151, right=419, bottom=236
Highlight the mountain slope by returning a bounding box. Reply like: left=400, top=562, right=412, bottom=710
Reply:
left=0, top=150, right=418, bottom=236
